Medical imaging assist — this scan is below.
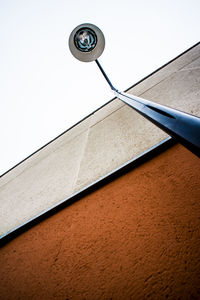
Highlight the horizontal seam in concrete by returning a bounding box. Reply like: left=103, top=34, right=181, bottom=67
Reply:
left=178, top=66, right=200, bottom=72
left=138, top=77, right=172, bottom=99
left=178, top=55, right=200, bottom=71
left=137, top=56, right=200, bottom=99
left=125, top=42, right=200, bottom=93
left=90, top=102, right=126, bottom=128
left=0, top=136, right=176, bottom=247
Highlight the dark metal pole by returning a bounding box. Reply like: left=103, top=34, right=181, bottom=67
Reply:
left=114, top=90, right=200, bottom=157
left=95, top=60, right=200, bottom=158
left=95, top=59, right=117, bottom=92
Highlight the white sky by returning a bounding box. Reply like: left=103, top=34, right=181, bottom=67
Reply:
left=0, top=0, right=199, bottom=175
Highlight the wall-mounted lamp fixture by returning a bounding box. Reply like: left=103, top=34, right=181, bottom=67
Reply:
left=69, top=23, right=200, bottom=157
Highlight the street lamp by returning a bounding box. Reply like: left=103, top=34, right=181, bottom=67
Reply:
left=69, top=23, right=200, bottom=157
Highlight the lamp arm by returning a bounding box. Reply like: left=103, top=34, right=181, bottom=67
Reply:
left=95, top=59, right=200, bottom=157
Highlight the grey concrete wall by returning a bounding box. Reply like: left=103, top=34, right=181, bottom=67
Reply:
left=0, top=43, right=200, bottom=237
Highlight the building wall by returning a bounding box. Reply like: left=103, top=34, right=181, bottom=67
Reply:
left=1, top=43, right=200, bottom=238
left=1, top=144, right=200, bottom=299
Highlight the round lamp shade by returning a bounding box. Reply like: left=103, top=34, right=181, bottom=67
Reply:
left=69, top=23, right=105, bottom=62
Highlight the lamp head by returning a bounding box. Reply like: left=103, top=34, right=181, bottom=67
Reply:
left=69, top=23, right=105, bottom=62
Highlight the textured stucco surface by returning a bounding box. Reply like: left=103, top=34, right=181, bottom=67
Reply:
left=0, top=144, right=200, bottom=299
left=0, top=43, right=200, bottom=237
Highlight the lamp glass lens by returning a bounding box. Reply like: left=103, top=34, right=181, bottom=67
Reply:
left=74, top=28, right=97, bottom=52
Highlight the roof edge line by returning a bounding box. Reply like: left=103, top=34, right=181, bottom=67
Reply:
left=124, top=41, right=200, bottom=92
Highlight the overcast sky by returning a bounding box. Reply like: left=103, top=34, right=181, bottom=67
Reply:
left=0, top=0, right=199, bottom=175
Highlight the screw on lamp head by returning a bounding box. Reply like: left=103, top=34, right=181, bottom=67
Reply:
left=68, top=24, right=200, bottom=157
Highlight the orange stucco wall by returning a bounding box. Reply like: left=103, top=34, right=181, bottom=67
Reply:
left=0, top=144, right=200, bottom=299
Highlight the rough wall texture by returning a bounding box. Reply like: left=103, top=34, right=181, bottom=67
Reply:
left=0, top=144, right=200, bottom=299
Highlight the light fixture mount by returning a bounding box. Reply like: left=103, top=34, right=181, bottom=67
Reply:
left=68, top=23, right=200, bottom=157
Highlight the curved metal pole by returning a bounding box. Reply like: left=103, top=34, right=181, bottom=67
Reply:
left=95, top=59, right=200, bottom=157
